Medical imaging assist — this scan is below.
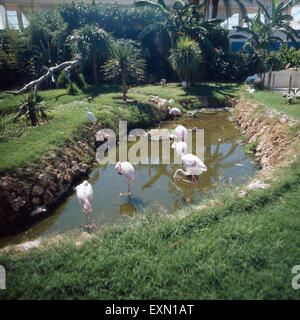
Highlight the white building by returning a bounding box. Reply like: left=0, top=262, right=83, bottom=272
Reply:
left=0, top=0, right=299, bottom=32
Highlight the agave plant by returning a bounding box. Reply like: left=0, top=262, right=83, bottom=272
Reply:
left=13, top=89, right=49, bottom=127
left=102, top=41, right=146, bottom=101
left=168, top=36, right=202, bottom=82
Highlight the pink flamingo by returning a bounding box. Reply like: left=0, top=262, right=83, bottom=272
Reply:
left=175, top=124, right=188, bottom=142
left=172, top=141, right=207, bottom=185
left=75, top=180, right=93, bottom=231
left=168, top=107, right=183, bottom=117
left=115, top=161, right=135, bottom=196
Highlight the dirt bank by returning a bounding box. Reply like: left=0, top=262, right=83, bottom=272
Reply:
left=233, top=97, right=299, bottom=170
left=0, top=122, right=103, bottom=228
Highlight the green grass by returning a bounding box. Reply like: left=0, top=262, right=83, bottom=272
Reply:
left=0, top=82, right=299, bottom=299
left=243, top=88, right=300, bottom=121
left=131, top=82, right=241, bottom=107
left=1, top=161, right=300, bottom=299
left=0, top=83, right=241, bottom=175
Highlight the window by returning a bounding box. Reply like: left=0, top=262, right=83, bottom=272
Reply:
left=22, top=13, right=29, bottom=28
left=7, top=11, right=19, bottom=29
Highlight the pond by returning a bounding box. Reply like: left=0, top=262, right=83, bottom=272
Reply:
left=0, top=110, right=259, bottom=247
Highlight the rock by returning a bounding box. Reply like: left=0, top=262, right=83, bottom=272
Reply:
left=246, top=180, right=270, bottom=191
left=29, top=205, right=47, bottom=219
left=37, top=174, right=49, bottom=187
left=32, top=185, right=44, bottom=196
left=43, top=189, right=54, bottom=205
left=16, top=240, right=41, bottom=252
left=194, top=204, right=208, bottom=210
left=10, top=197, right=26, bottom=212
left=32, top=197, right=40, bottom=205
left=238, top=190, right=248, bottom=198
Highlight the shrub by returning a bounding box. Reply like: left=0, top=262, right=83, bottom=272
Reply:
left=168, top=36, right=203, bottom=82
left=57, top=70, right=87, bottom=89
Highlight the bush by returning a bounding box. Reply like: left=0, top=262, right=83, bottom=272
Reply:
left=0, top=29, right=31, bottom=89
left=270, top=43, right=300, bottom=71
left=206, top=49, right=264, bottom=82
left=57, top=69, right=87, bottom=89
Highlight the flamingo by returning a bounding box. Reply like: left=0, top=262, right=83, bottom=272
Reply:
left=182, top=81, right=187, bottom=88
left=160, top=78, right=166, bottom=86
left=168, top=107, right=183, bottom=117
left=86, top=108, right=96, bottom=124
left=115, top=161, right=135, bottom=196
left=172, top=141, right=207, bottom=185
left=75, top=180, right=93, bottom=231
left=174, top=124, right=188, bottom=142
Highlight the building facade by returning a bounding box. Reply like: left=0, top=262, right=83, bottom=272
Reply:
left=0, top=0, right=300, bottom=49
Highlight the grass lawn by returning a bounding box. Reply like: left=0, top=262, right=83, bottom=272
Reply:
left=243, top=88, right=300, bottom=121
left=0, top=82, right=241, bottom=175
left=1, top=161, right=300, bottom=299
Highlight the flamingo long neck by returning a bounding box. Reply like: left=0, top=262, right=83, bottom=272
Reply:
left=174, top=168, right=187, bottom=179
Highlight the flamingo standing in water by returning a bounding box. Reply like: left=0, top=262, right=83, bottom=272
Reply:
left=115, top=161, right=135, bottom=196
left=175, top=124, right=188, bottom=142
left=75, top=180, right=93, bottom=231
left=168, top=107, right=183, bottom=117
left=172, top=141, right=207, bottom=185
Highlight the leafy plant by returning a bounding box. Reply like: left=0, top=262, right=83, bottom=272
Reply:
left=13, top=89, right=49, bottom=126
left=168, top=36, right=202, bottom=82
left=68, top=25, right=113, bottom=85
left=102, top=40, right=146, bottom=101
left=232, top=0, right=300, bottom=65
left=272, top=42, right=300, bottom=70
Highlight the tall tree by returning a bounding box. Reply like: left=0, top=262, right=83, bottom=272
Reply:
left=68, top=25, right=112, bottom=85
left=168, top=36, right=203, bottom=82
left=102, top=40, right=146, bottom=101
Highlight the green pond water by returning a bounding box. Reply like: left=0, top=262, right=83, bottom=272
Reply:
left=0, top=110, right=259, bottom=247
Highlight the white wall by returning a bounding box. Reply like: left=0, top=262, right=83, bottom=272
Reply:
left=260, top=69, right=300, bottom=89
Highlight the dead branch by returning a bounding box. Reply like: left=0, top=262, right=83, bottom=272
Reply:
left=6, top=60, right=81, bottom=96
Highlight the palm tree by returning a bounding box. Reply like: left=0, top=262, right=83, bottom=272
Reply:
left=232, top=0, right=300, bottom=61
left=68, top=25, right=112, bottom=85
left=135, top=0, right=221, bottom=53
left=134, top=0, right=186, bottom=47
left=168, top=36, right=202, bottom=82
left=102, top=41, right=146, bottom=101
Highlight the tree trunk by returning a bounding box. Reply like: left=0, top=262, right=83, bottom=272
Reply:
left=93, top=54, right=98, bottom=86
left=211, top=0, right=220, bottom=19
left=122, top=75, right=127, bottom=102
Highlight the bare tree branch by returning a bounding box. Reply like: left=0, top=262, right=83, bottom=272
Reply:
left=6, top=60, right=81, bottom=96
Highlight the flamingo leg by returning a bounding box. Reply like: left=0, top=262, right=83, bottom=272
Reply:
left=85, top=212, right=90, bottom=233
left=192, top=175, right=198, bottom=185
left=186, top=183, right=193, bottom=203
left=119, top=184, right=131, bottom=197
